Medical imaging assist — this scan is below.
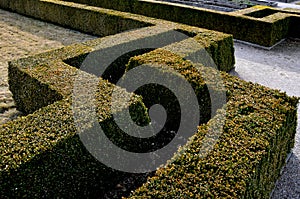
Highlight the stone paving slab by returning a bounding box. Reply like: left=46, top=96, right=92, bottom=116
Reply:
left=0, top=9, right=96, bottom=124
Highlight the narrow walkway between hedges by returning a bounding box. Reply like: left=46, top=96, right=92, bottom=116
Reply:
left=0, top=9, right=96, bottom=124
left=0, top=8, right=299, bottom=199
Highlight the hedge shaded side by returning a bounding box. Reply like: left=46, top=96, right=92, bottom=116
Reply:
left=174, top=28, right=235, bottom=72
left=0, top=0, right=152, bottom=37
left=65, top=27, right=234, bottom=72
left=266, top=13, right=291, bottom=46
left=0, top=74, right=150, bottom=197
left=126, top=50, right=299, bottom=198
left=8, top=25, right=234, bottom=115
left=126, top=48, right=228, bottom=124
left=194, top=32, right=234, bottom=72
left=8, top=63, right=63, bottom=114
left=289, top=15, right=300, bottom=38
left=8, top=43, right=93, bottom=114
left=57, top=0, right=300, bottom=47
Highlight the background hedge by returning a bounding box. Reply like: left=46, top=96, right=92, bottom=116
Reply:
left=52, top=0, right=300, bottom=47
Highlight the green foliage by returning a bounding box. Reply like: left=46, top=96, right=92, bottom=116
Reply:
left=127, top=50, right=299, bottom=198
left=0, top=1, right=298, bottom=197
left=0, top=0, right=151, bottom=36
left=8, top=43, right=93, bottom=114
left=0, top=82, right=150, bottom=198
left=8, top=25, right=234, bottom=114
left=57, top=0, right=300, bottom=47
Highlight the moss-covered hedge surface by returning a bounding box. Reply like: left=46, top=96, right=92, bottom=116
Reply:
left=0, top=84, right=151, bottom=197
left=53, top=0, right=300, bottom=47
left=1, top=1, right=298, bottom=197
left=0, top=0, right=299, bottom=47
left=2, top=24, right=237, bottom=197
left=0, top=0, right=154, bottom=37
left=8, top=25, right=234, bottom=114
left=126, top=49, right=299, bottom=198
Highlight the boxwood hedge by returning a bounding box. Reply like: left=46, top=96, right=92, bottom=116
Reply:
left=2, top=24, right=236, bottom=197
left=0, top=2, right=297, bottom=197
left=8, top=25, right=234, bottom=114
left=1, top=71, right=152, bottom=197
left=0, top=0, right=299, bottom=47
left=56, top=0, right=300, bottom=47
left=126, top=49, right=299, bottom=198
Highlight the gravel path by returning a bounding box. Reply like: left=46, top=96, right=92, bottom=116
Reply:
left=0, top=8, right=299, bottom=198
left=0, top=9, right=96, bottom=124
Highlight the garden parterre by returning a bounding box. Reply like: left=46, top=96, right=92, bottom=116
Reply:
left=0, top=0, right=298, bottom=198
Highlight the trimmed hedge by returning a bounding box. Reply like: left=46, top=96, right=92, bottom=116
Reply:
left=126, top=49, right=223, bottom=125
left=8, top=43, right=93, bottom=114
left=126, top=49, right=299, bottom=198
left=3, top=25, right=236, bottom=197
left=0, top=0, right=235, bottom=74
left=1, top=1, right=298, bottom=197
left=132, top=3, right=299, bottom=47
left=0, top=0, right=152, bottom=37
left=8, top=25, right=234, bottom=114
left=0, top=0, right=299, bottom=47
left=0, top=19, right=234, bottom=198
left=0, top=82, right=150, bottom=197
left=56, top=0, right=300, bottom=47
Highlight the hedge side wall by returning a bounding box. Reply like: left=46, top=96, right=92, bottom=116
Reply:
left=8, top=25, right=234, bottom=115
left=8, top=43, right=93, bottom=113
left=0, top=90, right=150, bottom=198
left=0, top=0, right=152, bottom=37
left=1, top=19, right=236, bottom=198
left=1, top=0, right=297, bottom=47
left=53, top=0, right=300, bottom=47
left=132, top=1, right=300, bottom=46
left=3, top=36, right=298, bottom=198
left=1, top=1, right=298, bottom=197
left=126, top=49, right=299, bottom=198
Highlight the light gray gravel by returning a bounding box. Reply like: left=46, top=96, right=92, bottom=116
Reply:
left=231, top=39, right=300, bottom=199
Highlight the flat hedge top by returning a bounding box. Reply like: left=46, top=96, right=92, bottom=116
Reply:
left=127, top=49, right=225, bottom=91
left=9, top=23, right=232, bottom=98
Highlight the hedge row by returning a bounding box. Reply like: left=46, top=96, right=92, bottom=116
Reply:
left=0, top=0, right=299, bottom=47
left=3, top=25, right=235, bottom=197
left=1, top=67, right=152, bottom=198
left=57, top=0, right=300, bottom=47
left=0, top=0, right=152, bottom=37
left=1, top=2, right=297, bottom=197
left=0, top=41, right=149, bottom=198
left=8, top=43, right=92, bottom=114
left=8, top=25, right=234, bottom=114
left=126, top=49, right=299, bottom=198
left=3, top=46, right=298, bottom=198
left=0, top=0, right=235, bottom=73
